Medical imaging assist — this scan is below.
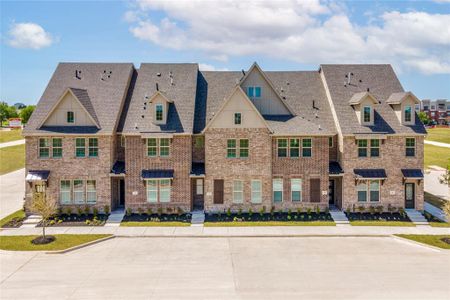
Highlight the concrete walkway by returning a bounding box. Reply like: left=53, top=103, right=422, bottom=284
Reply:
left=1, top=223, right=449, bottom=237
left=0, top=139, right=24, bottom=149
left=0, top=168, right=25, bottom=219
left=424, top=140, right=450, bottom=148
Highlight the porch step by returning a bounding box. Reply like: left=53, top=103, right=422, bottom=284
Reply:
left=20, top=214, right=42, bottom=228
left=405, top=209, right=429, bottom=226
left=105, top=209, right=125, bottom=227
left=329, top=211, right=350, bottom=225
left=191, top=211, right=205, bottom=225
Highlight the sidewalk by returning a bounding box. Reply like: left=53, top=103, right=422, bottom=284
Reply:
left=0, top=139, right=24, bottom=149
left=1, top=224, right=449, bottom=237
left=424, top=140, right=450, bottom=148
left=0, top=168, right=25, bottom=219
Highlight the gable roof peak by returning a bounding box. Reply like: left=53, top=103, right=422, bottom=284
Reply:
left=348, top=91, right=378, bottom=106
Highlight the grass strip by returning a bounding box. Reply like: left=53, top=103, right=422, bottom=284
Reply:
left=120, top=221, right=191, bottom=227
left=350, top=221, right=415, bottom=227
left=0, top=209, right=25, bottom=227
left=396, top=234, right=450, bottom=249
left=204, top=221, right=336, bottom=227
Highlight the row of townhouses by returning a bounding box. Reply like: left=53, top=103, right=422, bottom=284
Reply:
left=418, top=99, right=450, bottom=125
left=23, top=62, right=427, bottom=213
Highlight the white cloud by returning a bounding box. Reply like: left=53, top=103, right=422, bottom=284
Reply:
left=198, top=63, right=229, bottom=71
left=127, top=0, right=450, bottom=74
left=7, top=22, right=54, bottom=49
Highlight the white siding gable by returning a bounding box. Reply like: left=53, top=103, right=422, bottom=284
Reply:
left=43, top=91, right=96, bottom=127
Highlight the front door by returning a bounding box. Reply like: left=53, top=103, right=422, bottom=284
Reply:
left=405, top=183, right=415, bottom=209
left=310, top=178, right=321, bottom=203
left=213, top=179, right=224, bottom=204
left=119, top=179, right=125, bottom=207
left=193, top=178, right=204, bottom=210
left=328, top=179, right=335, bottom=205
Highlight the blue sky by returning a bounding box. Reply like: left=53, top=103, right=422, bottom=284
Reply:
left=1, top=0, right=449, bottom=105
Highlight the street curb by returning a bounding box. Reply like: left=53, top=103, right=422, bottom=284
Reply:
left=391, top=235, right=443, bottom=251
left=114, top=234, right=391, bottom=238
left=45, top=235, right=115, bottom=254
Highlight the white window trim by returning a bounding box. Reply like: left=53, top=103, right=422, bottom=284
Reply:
left=147, top=138, right=171, bottom=157
left=362, top=106, right=372, bottom=123
left=60, top=180, right=72, bottom=204
left=155, top=104, right=164, bottom=122
left=73, top=179, right=85, bottom=204
left=273, top=178, right=283, bottom=202
left=146, top=179, right=172, bottom=203
left=233, top=180, right=244, bottom=203
left=357, top=180, right=380, bottom=202
left=251, top=180, right=262, bottom=204
left=86, top=180, right=97, bottom=204
left=291, top=178, right=302, bottom=202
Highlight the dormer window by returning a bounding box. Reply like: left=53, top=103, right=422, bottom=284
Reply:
left=404, top=106, right=412, bottom=123
left=155, top=104, right=163, bottom=121
left=234, top=113, right=242, bottom=125
left=363, top=106, right=371, bottom=123
left=67, top=111, right=74, bottom=123
left=247, top=86, right=261, bottom=98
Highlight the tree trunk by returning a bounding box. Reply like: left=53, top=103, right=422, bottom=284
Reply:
left=42, top=222, right=46, bottom=239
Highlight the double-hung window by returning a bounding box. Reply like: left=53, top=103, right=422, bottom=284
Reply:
left=357, top=180, right=380, bottom=202
left=234, top=113, right=242, bottom=125
left=405, top=138, right=415, bottom=157
left=291, top=179, right=302, bottom=202
left=88, top=138, right=98, bottom=157
left=159, top=138, right=170, bottom=157
left=233, top=180, right=244, bottom=203
left=277, top=139, right=288, bottom=157
left=227, top=139, right=236, bottom=158
left=302, top=138, right=312, bottom=157
left=75, top=138, right=86, bottom=157
left=147, top=138, right=171, bottom=157
left=290, top=139, right=300, bottom=157
left=357, top=182, right=367, bottom=202
left=86, top=180, right=97, bottom=204
left=358, top=140, right=368, bottom=157
left=363, top=106, right=371, bottom=123
left=67, top=111, right=74, bottom=123
left=147, top=138, right=157, bottom=157
left=369, top=180, right=380, bottom=202
left=155, top=104, right=163, bottom=121
left=239, top=139, right=249, bottom=158
left=273, top=179, right=283, bottom=202
left=370, top=139, right=380, bottom=157
left=404, top=106, right=412, bottom=122
left=39, top=138, right=50, bottom=158
left=227, top=139, right=248, bottom=158
left=60, top=180, right=71, bottom=204
left=146, top=179, right=171, bottom=203
left=52, top=138, right=63, bottom=158
left=251, top=180, right=262, bottom=203
left=73, top=180, right=84, bottom=204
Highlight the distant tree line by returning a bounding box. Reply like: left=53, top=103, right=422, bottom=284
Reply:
left=0, top=101, right=35, bottom=126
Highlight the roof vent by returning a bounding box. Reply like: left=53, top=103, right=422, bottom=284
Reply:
left=169, top=72, right=174, bottom=86
left=345, top=72, right=354, bottom=85
left=134, top=123, right=138, bottom=130
left=318, top=125, right=322, bottom=130
left=101, top=70, right=112, bottom=81
left=367, top=88, right=370, bottom=92
left=313, top=100, right=317, bottom=109
left=75, top=70, right=82, bottom=80
left=156, top=72, right=161, bottom=77
left=141, top=115, right=145, bottom=119
left=315, top=113, right=319, bottom=118
left=241, top=69, right=245, bottom=76
left=156, top=83, right=159, bottom=91
left=286, top=81, right=290, bottom=85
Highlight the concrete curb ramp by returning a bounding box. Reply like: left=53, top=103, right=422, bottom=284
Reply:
left=45, top=235, right=115, bottom=254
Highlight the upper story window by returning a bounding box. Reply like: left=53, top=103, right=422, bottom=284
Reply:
left=247, top=86, right=261, bottom=98
left=363, top=106, right=371, bottom=123
left=155, top=104, right=164, bottom=121
left=67, top=111, right=74, bottom=123
left=234, top=113, right=242, bottom=125
left=75, top=138, right=86, bottom=157
left=88, top=138, right=98, bottom=157
left=405, top=138, right=415, bottom=157
left=52, top=138, right=63, bottom=158
left=227, top=139, right=249, bottom=158
left=357, top=139, right=380, bottom=158
left=147, top=138, right=171, bottom=157
left=39, top=138, right=50, bottom=158
left=404, top=106, right=412, bottom=123
left=39, top=137, right=64, bottom=158
left=76, top=138, right=98, bottom=158
left=277, top=138, right=312, bottom=158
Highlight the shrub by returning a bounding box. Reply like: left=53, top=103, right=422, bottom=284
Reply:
left=369, top=206, right=375, bottom=215
left=398, top=207, right=405, bottom=217
left=147, top=208, right=153, bottom=215
left=137, top=207, right=144, bottom=216
left=226, top=208, right=231, bottom=217
left=388, top=204, right=396, bottom=213
left=126, top=207, right=132, bottom=216
left=376, top=206, right=383, bottom=214
left=288, top=209, right=292, bottom=216
left=177, top=207, right=184, bottom=216
left=83, top=205, right=90, bottom=216
left=346, top=206, right=351, bottom=214
left=166, top=207, right=173, bottom=214
left=103, top=205, right=110, bottom=215
left=357, top=206, right=365, bottom=213
left=65, top=207, right=72, bottom=216
left=157, top=207, right=163, bottom=216
left=259, top=206, right=265, bottom=217
left=77, top=207, right=83, bottom=216
left=316, top=206, right=321, bottom=214
left=238, top=208, right=242, bottom=216
left=297, top=207, right=302, bottom=214
left=287, top=215, right=291, bottom=220
left=270, top=206, right=275, bottom=216
left=248, top=208, right=253, bottom=217
left=443, top=201, right=450, bottom=221
left=306, top=207, right=312, bottom=215
left=325, top=207, right=329, bottom=214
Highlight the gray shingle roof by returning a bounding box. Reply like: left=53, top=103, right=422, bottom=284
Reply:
left=320, top=64, right=426, bottom=135
left=23, top=63, right=134, bottom=135
left=122, top=63, right=198, bottom=134
left=199, top=70, right=337, bottom=135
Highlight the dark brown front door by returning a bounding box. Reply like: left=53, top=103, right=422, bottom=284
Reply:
left=328, top=179, right=335, bottom=205
left=405, top=183, right=415, bottom=209
left=119, top=179, right=125, bottom=206
left=193, top=178, right=204, bottom=210
left=310, top=178, right=321, bottom=203
left=214, top=179, right=224, bottom=204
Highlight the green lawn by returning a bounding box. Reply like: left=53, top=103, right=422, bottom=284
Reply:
left=426, top=128, right=450, bottom=144
left=120, top=221, right=191, bottom=227
left=0, top=129, right=23, bottom=143
left=0, top=234, right=112, bottom=251
left=424, top=144, right=450, bottom=169
left=350, top=221, right=415, bottom=227
left=0, top=209, right=26, bottom=227
left=396, top=234, right=450, bottom=249
left=204, top=221, right=336, bottom=227
left=424, top=192, right=446, bottom=209
left=429, top=222, right=450, bottom=227
left=0, top=144, right=25, bottom=175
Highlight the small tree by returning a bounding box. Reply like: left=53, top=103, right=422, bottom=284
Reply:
left=418, top=111, right=430, bottom=125
left=443, top=201, right=450, bottom=222
left=31, top=191, right=57, bottom=241
left=19, top=105, right=35, bottom=124
left=439, top=165, right=450, bottom=186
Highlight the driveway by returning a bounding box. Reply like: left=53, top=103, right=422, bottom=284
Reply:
left=0, top=237, right=449, bottom=299
left=0, top=168, right=25, bottom=219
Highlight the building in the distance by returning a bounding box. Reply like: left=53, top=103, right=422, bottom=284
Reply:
left=419, top=99, right=450, bottom=125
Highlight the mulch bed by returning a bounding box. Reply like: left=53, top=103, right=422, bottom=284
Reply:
left=345, top=212, right=411, bottom=222
left=1, top=217, right=25, bottom=228
left=422, top=212, right=447, bottom=224
left=38, top=214, right=109, bottom=227
left=441, top=238, right=450, bottom=245
left=205, top=212, right=333, bottom=223
left=121, top=213, right=191, bottom=223
left=32, top=235, right=56, bottom=245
